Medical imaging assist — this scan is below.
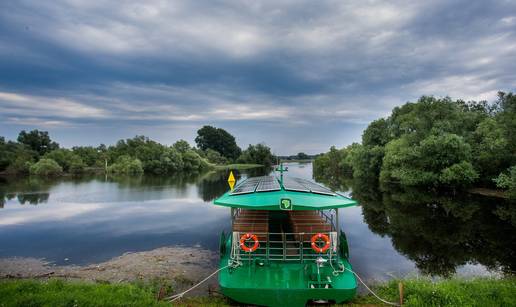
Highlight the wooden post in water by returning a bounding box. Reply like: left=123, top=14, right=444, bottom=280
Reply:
left=398, top=281, right=404, bottom=306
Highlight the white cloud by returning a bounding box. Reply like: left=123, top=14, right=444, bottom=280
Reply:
left=0, top=91, right=109, bottom=119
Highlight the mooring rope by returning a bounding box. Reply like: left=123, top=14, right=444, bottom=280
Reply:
left=164, top=264, right=232, bottom=302
left=343, top=266, right=400, bottom=306
left=165, top=261, right=400, bottom=306
left=328, top=251, right=400, bottom=306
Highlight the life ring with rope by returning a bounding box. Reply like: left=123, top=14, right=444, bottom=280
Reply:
left=311, top=233, right=331, bottom=253
left=239, top=233, right=259, bottom=252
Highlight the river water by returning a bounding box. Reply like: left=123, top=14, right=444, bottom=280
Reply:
left=0, top=162, right=514, bottom=280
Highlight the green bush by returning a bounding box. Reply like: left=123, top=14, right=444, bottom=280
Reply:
left=315, top=92, right=516, bottom=189
left=237, top=143, right=275, bottom=167
left=182, top=150, right=209, bottom=171
left=494, top=166, right=516, bottom=199
left=108, top=155, right=144, bottom=174
left=29, top=159, right=63, bottom=176
left=205, top=149, right=228, bottom=165
left=44, top=149, right=86, bottom=173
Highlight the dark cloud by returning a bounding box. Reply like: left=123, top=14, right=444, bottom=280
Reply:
left=1, top=0, right=515, bottom=154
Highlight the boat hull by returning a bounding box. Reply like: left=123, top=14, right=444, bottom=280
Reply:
left=221, top=284, right=356, bottom=307
left=219, top=252, right=357, bottom=306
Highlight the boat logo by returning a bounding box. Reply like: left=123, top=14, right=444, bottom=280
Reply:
left=280, top=198, right=293, bottom=210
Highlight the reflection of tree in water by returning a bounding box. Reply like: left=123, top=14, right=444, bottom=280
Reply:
left=17, top=192, right=49, bottom=205
left=197, top=167, right=270, bottom=202
left=338, top=176, right=515, bottom=277
left=0, top=176, right=58, bottom=206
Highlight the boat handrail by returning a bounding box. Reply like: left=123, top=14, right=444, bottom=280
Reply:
left=230, top=231, right=338, bottom=263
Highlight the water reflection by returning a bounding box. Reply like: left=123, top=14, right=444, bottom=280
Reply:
left=1, top=164, right=513, bottom=280
left=0, top=168, right=267, bottom=265
left=323, top=173, right=516, bottom=277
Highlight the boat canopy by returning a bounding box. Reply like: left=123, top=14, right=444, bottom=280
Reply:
left=214, top=176, right=357, bottom=211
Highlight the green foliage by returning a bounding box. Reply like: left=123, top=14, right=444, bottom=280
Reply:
left=0, top=279, right=170, bottom=307
left=72, top=146, right=105, bottom=167
left=237, top=143, right=275, bottom=167
left=440, top=161, right=478, bottom=187
left=29, top=158, right=63, bottom=176
left=315, top=92, right=516, bottom=190
left=354, top=278, right=516, bottom=307
left=107, top=155, right=144, bottom=174
left=381, top=133, right=478, bottom=187
left=205, top=148, right=229, bottom=165
left=472, top=118, right=510, bottom=179
left=296, top=152, right=309, bottom=160
left=158, top=147, right=184, bottom=173
left=172, top=139, right=191, bottom=154
left=44, top=149, right=86, bottom=173
left=195, top=125, right=241, bottom=161
left=313, top=143, right=374, bottom=182
left=494, top=166, right=516, bottom=199
left=17, top=129, right=59, bottom=156
left=182, top=150, right=208, bottom=171
left=362, top=118, right=390, bottom=146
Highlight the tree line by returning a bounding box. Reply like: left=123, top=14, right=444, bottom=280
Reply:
left=0, top=125, right=276, bottom=176
left=314, top=91, right=516, bottom=198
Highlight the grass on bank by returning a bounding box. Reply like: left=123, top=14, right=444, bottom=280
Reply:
left=0, top=279, right=169, bottom=307
left=1, top=277, right=515, bottom=307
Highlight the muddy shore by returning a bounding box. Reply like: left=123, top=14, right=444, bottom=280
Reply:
left=0, top=246, right=219, bottom=295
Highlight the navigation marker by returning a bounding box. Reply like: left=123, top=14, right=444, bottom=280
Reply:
left=228, top=171, right=236, bottom=191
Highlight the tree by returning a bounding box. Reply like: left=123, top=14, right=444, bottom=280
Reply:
left=72, top=146, right=102, bottom=167
left=494, top=166, right=516, bottom=200
left=44, top=149, right=86, bottom=173
left=381, top=133, right=478, bottom=187
left=182, top=150, right=208, bottom=171
left=314, top=93, right=514, bottom=189
left=107, top=155, right=144, bottom=174
left=297, top=152, right=309, bottom=160
left=195, top=126, right=241, bottom=160
left=362, top=118, right=390, bottom=147
left=205, top=149, right=228, bottom=165
left=237, top=143, right=275, bottom=167
left=158, top=147, right=184, bottom=173
left=172, top=140, right=191, bottom=154
left=17, top=130, right=59, bottom=156
left=29, top=159, right=63, bottom=176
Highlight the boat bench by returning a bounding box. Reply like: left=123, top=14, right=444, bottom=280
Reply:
left=233, top=209, right=269, bottom=242
left=288, top=211, right=332, bottom=241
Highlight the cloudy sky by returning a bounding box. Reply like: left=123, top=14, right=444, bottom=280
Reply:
left=1, top=1, right=515, bottom=154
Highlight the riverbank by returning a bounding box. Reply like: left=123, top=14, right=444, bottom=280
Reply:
left=0, top=247, right=218, bottom=296
left=213, top=163, right=263, bottom=170
left=0, top=163, right=263, bottom=177
left=1, top=277, right=514, bottom=306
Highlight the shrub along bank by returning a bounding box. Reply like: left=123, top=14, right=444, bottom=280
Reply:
left=314, top=92, right=516, bottom=198
left=0, top=125, right=276, bottom=176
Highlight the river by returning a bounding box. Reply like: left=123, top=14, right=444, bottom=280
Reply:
left=0, top=162, right=513, bottom=280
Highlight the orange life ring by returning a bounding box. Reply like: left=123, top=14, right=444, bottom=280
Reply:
left=239, top=233, right=259, bottom=252
left=311, top=233, right=331, bottom=253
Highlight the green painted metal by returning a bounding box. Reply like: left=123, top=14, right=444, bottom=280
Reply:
left=215, top=174, right=358, bottom=306
left=219, top=235, right=357, bottom=307
left=214, top=180, right=357, bottom=211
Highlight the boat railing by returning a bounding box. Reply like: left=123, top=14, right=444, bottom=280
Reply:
left=230, top=231, right=338, bottom=263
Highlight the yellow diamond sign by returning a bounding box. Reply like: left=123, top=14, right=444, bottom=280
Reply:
left=228, top=171, right=236, bottom=191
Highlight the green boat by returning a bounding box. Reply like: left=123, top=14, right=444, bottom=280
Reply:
left=214, top=166, right=358, bottom=306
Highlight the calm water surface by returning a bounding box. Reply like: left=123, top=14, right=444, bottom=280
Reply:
left=1, top=163, right=514, bottom=280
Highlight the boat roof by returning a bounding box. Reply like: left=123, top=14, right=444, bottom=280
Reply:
left=214, top=176, right=357, bottom=211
